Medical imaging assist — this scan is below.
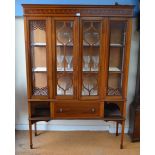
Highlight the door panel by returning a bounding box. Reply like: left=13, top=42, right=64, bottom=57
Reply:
left=80, top=18, right=103, bottom=99
left=29, top=19, right=48, bottom=97
left=107, top=20, right=127, bottom=97
left=53, top=18, right=77, bottom=99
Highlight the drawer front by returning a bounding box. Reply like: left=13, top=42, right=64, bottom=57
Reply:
left=54, top=102, right=100, bottom=118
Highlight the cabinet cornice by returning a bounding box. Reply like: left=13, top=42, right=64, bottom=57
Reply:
left=22, top=5, right=134, bottom=17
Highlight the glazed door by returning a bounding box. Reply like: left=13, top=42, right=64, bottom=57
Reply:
left=27, top=18, right=49, bottom=99
left=79, top=17, right=103, bottom=99
left=106, top=19, right=128, bottom=98
left=53, top=17, right=78, bottom=99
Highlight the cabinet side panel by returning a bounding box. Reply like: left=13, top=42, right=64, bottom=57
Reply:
left=123, top=18, right=132, bottom=99
left=24, top=17, right=32, bottom=98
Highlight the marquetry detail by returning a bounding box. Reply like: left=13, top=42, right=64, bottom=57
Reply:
left=80, top=8, right=133, bottom=16
left=23, top=5, right=134, bottom=17
left=24, top=8, right=79, bottom=15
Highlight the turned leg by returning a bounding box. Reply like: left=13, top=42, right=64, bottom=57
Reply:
left=120, top=120, right=125, bottom=149
left=34, top=122, right=37, bottom=136
left=29, top=120, right=33, bottom=149
left=116, top=121, right=119, bottom=136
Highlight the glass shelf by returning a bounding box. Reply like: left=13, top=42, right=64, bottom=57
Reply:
left=83, top=44, right=100, bottom=47
left=56, top=44, right=100, bottom=47
left=31, top=42, right=46, bottom=46
left=57, top=68, right=73, bottom=71
left=83, top=68, right=99, bottom=72
left=32, top=67, right=47, bottom=72
left=110, top=43, right=124, bottom=47
left=82, top=71, right=98, bottom=74
left=109, top=67, right=121, bottom=73
left=57, top=71, right=73, bottom=74
left=56, top=43, right=73, bottom=46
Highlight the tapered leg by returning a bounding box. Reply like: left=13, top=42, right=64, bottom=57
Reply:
left=116, top=121, right=119, bottom=136
left=34, top=122, right=37, bottom=136
left=29, top=120, right=33, bottom=149
left=120, top=120, right=125, bottom=149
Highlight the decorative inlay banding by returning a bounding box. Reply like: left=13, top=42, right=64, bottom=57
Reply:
left=24, top=8, right=133, bottom=17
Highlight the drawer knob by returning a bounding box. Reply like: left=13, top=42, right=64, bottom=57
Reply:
left=59, top=108, right=63, bottom=113
left=91, top=108, right=95, bottom=113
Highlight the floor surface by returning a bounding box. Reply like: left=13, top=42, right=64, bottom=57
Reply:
left=15, top=131, right=140, bottom=155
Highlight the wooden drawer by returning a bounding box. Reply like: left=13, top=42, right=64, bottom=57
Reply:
left=53, top=102, right=100, bottom=118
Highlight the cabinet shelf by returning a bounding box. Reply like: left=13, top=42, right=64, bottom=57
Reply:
left=104, top=102, right=122, bottom=118
left=83, top=69, right=99, bottom=72
left=29, top=117, right=51, bottom=121
left=31, top=42, right=46, bottom=46
left=56, top=43, right=100, bottom=47
left=57, top=71, right=73, bottom=73
left=57, top=69, right=73, bottom=72
left=110, top=43, right=124, bottom=47
left=82, top=71, right=98, bottom=74
left=32, top=67, right=47, bottom=72
left=109, top=67, right=122, bottom=73
left=83, top=44, right=100, bottom=47
left=56, top=44, right=73, bottom=47
left=104, top=116, right=125, bottom=121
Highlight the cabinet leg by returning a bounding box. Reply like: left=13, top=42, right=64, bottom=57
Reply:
left=116, top=121, right=119, bottom=136
left=29, top=120, right=33, bottom=149
left=120, top=120, right=125, bottom=149
left=34, top=122, right=37, bottom=136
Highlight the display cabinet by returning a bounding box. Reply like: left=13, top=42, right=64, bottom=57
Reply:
left=23, top=4, right=133, bottom=149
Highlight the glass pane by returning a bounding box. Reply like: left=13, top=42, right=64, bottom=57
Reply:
left=109, top=21, right=126, bottom=72
left=82, top=21, right=101, bottom=96
left=32, top=73, right=48, bottom=96
left=30, top=21, right=46, bottom=44
left=57, top=74, right=73, bottom=95
left=82, top=74, right=98, bottom=96
left=107, top=21, right=127, bottom=96
left=110, top=21, right=126, bottom=45
left=109, top=47, right=124, bottom=72
left=31, top=47, right=46, bottom=68
left=56, top=46, right=73, bottom=71
left=107, top=74, right=122, bottom=96
left=30, top=20, right=48, bottom=96
left=56, top=21, right=74, bottom=96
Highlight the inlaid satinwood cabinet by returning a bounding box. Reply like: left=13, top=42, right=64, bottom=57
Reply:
left=23, top=4, right=133, bottom=149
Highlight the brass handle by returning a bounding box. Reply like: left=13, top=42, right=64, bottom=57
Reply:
left=91, top=108, right=95, bottom=113
left=59, top=108, right=63, bottom=113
